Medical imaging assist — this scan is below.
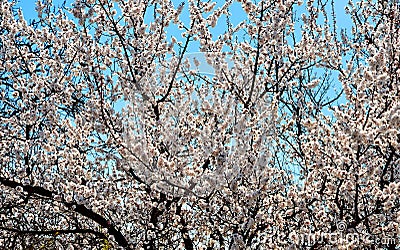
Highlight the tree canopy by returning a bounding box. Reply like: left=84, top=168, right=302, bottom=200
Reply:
left=0, top=0, right=399, bottom=249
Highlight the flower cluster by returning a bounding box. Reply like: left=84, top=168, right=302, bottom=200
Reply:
left=0, top=0, right=398, bottom=249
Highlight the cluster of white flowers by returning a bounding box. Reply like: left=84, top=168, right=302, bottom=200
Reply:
left=0, top=0, right=398, bottom=249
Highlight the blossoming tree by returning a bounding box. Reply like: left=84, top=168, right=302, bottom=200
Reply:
left=0, top=0, right=398, bottom=249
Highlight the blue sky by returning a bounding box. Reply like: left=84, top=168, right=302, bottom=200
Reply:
left=17, top=0, right=353, bottom=43
left=16, top=0, right=353, bottom=109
